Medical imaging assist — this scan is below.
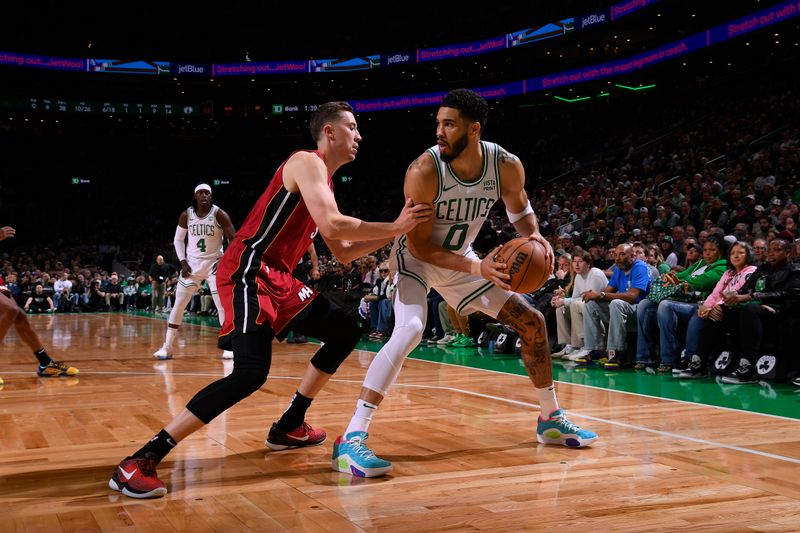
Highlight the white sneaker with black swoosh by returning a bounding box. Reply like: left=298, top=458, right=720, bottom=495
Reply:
left=265, top=421, right=327, bottom=450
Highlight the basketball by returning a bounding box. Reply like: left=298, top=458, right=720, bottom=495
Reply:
left=495, top=237, right=553, bottom=294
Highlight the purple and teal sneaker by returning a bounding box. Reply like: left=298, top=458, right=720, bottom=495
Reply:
left=536, top=409, right=598, bottom=447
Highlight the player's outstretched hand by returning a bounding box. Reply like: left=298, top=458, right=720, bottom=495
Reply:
left=481, top=246, right=511, bottom=290
left=0, top=226, right=16, bottom=241
left=180, top=259, right=193, bottom=278
left=394, top=198, right=433, bottom=234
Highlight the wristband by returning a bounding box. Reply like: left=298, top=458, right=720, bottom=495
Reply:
left=470, top=260, right=482, bottom=276
left=507, top=201, right=534, bottom=224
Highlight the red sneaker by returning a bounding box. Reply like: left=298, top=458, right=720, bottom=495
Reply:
left=265, top=422, right=327, bottom=450
left=108, top=453, right=167, bottom=498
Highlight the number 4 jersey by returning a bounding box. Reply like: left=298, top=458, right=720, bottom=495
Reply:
left=186, top=205, right=224, bottom=264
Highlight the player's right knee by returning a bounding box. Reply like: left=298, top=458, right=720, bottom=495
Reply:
left=309, top=311, right=360, bottom=375
left=380, top=318, right=424, bottom=362
left=230, top=366, right=269, bottom=396
left=325, top=309, right=361, bottom=347
left=398, top=316, right=425, bottom=344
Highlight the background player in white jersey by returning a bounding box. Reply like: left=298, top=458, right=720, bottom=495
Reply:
left=154, top=183, right=236, bottom=359
left=332, top=89, right=598, bottom=477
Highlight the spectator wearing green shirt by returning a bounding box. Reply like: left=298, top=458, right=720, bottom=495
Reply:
left=636, top=235, right=728, bottom=372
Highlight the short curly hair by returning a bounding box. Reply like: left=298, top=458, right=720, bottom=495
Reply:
left=441, top=88, right=489, bottom=133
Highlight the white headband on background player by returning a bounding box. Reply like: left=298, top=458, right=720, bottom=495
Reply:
left=194, top=183, right=212, bottom=194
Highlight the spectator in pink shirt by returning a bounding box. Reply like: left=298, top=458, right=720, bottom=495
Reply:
left=677, top=241, right=757, bottom=379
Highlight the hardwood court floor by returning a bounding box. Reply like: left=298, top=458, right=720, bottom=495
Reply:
left=1, top=313, right=800, bottom=532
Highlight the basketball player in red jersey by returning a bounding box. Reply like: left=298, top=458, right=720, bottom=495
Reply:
left=0, top=226, right=79, bottom=388
left=109, top=102, right=433, bottom=498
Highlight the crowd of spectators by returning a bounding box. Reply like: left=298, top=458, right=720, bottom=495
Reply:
left=2, top=65, right=798, bottom=387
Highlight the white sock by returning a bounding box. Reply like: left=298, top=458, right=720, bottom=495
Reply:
left=535, top=385, right=559, bottom=419
left=165, top=328, right=178, bottom=349
left=345, top=400, right=378, bottom=437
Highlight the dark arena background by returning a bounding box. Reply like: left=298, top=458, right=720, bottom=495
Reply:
left=1, top=2, right=800, bottom=531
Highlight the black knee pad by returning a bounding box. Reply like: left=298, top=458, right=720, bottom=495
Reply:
left=310, top=308, right=360, bottom=374
left=288, top=296, right=360, bottom=375
left=231, top=366, right=269, bottom=395
left=186, top=329, right=272, bottom=423
left=186, top=364, right=269, bottom=423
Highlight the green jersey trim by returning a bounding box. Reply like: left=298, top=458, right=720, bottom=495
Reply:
left=493, top=144, right=502, bottom=200
left=428, top=148, right=444, bottom=204
left=446, top=141, right=489, bottom=188
left=456, top=280, right=496, bottom=315
left=395, top=236, right=428, bottom=291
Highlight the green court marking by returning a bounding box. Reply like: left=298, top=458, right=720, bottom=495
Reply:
left=127, top=310, right=800, bottom=420
left=356, top=338, right=800, bottom=420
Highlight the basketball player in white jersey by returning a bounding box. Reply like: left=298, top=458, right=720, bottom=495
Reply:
left=154, top=183, right=236, bottom=359
left=332, top=89, right=598, bottom=477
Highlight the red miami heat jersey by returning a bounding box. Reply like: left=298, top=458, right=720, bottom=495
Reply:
left=231, top=150, right=328, bottom=273
left=216, top=150, right=331, bottom=343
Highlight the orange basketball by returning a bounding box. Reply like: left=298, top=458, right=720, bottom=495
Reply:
left=495, top=237, right=553, bottom=294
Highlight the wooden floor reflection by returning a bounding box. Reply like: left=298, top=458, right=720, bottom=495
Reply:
left=2, top=314, right=800, bottom=532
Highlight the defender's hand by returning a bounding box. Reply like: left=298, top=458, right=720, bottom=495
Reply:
left=394, top=198, right=433, bottom=234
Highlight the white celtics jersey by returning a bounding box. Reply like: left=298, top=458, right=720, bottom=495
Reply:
left=186, top=205, right=224, bottom=262
left=428, top=141, right=502, bottom=255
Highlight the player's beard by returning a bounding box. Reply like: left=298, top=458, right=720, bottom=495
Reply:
left=439, top=132, right=468, bottom=162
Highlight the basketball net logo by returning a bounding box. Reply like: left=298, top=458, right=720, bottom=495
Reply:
left=298, top=287, right=313, bottom=301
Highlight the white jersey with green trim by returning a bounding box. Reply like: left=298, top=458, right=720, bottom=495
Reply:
left=427, top=140, right=502, bottom=256
left=186, top=205, right=224, bottom=263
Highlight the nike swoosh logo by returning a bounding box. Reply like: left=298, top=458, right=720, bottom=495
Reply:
left=119, top=467, right=136, bottom=480
left=287, top=434, right=310, bottom=441
left=443, top=184, right=457, bottom=192
left=167, top=438, right=177, bottom=447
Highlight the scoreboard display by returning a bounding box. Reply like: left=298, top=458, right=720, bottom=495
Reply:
left=1, top=97, right=201, bottom=116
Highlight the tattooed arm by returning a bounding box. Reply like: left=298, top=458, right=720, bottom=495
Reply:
left=498, top=148, right=553, bottom=265
left=497, top=294, right=553, bottom=388
left=498, top=148, right=539, bottom=236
